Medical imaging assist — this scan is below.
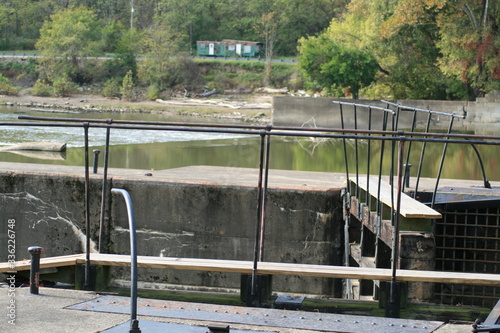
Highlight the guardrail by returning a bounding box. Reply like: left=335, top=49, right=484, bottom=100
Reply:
left=6, top=111, right=500, bottom=315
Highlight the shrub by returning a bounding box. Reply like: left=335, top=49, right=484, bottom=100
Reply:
left=31, top=79, right=52, bottom=96
left=145, top=84, right=160, bottom=100
left=102, top=78, right=121, bottom=98
left=121, top=70, right=134, bottom=101
left=52, top=75, right=76, bottom=97
left=0, top=74, right=18, bottom=96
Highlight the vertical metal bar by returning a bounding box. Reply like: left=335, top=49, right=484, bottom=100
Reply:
left=111, top=188, right=141, bottom=333
left=402, top=110, right=417, bottom=191
left=251, top=133, right=266, bottom=296
left=258, top=130, right=271, bottom=262
left=98, top=121, right=112, bottom=253
left=365, top=107, right=372, bottom=206
left=84, top=122, right=91, bottom=290
left=354, top=105, right=359, bottom=199
left=374, top=111, right=389, bottom=270
left=413, top=112, right=432, bottom=197
left=377, top=112, right=389, bottom=216
left=392, top=139, right=404, bottom=281
left=386, top=137, right=405, bottom=317
left=431, top=117, right=455, bottom=208
left=340, top=104, right=350, bottom=188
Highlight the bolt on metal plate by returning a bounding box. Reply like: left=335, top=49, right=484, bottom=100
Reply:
left=68, top=295, right=444, bottom=333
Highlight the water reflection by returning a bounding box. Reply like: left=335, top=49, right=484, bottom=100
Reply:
left=0, top=106, right=498, bottom=181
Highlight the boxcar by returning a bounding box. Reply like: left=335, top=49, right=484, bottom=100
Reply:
left=197, top=40, right=263, bottom=57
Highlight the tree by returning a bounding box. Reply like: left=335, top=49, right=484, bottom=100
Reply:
left=347, top=0, right=500, bottom=98
left=298, top=34, right=379, bottom=98
left=436, top=1, right=500, bottom=96
left=36, top=6, right=103, bottom=83
left=138, top=22, right=189, bottom=90
left=256, top=12, right=280, bottom=86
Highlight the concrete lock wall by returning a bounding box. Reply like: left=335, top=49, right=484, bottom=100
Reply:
left=0, top=164, right=344, bottom=295
left=273, top=91, right=500, bottom=135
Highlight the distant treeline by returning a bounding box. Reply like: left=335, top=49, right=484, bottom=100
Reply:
left=0, top=0, right=345, bottom=56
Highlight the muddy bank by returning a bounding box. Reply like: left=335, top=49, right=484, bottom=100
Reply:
left=0, top=92, right=273, bottom=124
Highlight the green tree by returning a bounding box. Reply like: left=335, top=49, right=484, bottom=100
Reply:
left=347, top=0, right=500, bottom=98
left=436, top=1, right=500, bottom=96
left=138, top=22, right=189, bottom=90
left=35, top=6, right=103, bottom=83
left=298, top=34, right=379, bottom=98
left=121, top=70, right=134, bottom=101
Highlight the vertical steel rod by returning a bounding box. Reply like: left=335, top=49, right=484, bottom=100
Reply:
left=98, top=121, right=112, bottom=252
left=339, top=103, right=350, bottom=192
left=84, top=123, right=91, bottom=289
left=365, top=107, right=372, bottom=205
left=403, top=110, right=417, bottom=191
left=111, top=188, right=141, bottom=333
left=432, top=117, right=455, bottom=207
left=354, top=105, right=359, bottom=199
left=258, top=131, right=271, bottom=262
left=413, top=112, right=432, bottom=197
left=251, top=133, right=266, bottom=297
left=391, top=139, right=405, bottom=283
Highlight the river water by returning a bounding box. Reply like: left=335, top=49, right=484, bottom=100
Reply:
left=0, top=106, right=498, bottom=181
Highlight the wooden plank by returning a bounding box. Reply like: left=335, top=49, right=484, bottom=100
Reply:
left=0, top=254, right=82, bottom=273
left=79, top=253, right=500, bottom=286
left=351, top=176, right=442, bottom=219
left=4, top=253, right=500, bottom=286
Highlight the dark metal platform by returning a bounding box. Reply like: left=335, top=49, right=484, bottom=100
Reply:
left=103, top=321, right=274, bottom=333
left=68, top=295, right=444, bottom=333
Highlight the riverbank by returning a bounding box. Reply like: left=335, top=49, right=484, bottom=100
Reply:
left=0, top=91, right=273, bottom=124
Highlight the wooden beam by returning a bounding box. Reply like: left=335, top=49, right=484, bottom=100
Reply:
left=4, top=253, right=499, bottom=287
left=351, top=176, right=442, bottom=219
left=0, top=254, right=82, bottom=273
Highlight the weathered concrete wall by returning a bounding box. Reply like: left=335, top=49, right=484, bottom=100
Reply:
left=0, top=163, right=344, bottom=295
left=0, top=169, right=102, bottom=260
left=273, top=92, right=500, bottom=134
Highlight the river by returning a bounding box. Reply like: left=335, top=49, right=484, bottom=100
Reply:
left=0, top=106, right=498, bottom=182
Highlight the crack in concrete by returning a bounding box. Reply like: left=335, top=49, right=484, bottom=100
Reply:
left=0, top=191, right=97, bottom=253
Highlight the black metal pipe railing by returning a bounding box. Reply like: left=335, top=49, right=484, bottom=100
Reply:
left=83, top=123, right=91, bottom=290
left=98, top=119, right=112, bottom=253
left=6, top=108, right=500, bottom=315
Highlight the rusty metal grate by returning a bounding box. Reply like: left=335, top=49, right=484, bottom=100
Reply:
left=434, top=200, right=500, bottom=307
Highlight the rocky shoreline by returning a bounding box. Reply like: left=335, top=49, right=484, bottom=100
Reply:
left=0, top=93, right=273, bottom=124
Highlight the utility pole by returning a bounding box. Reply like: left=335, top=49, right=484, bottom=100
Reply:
left=130, top=0, right=134, bottom=30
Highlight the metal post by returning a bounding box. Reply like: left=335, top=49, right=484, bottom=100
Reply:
left=404, top=163, right=412, bottom=189
left=84, top=123, right=91, bottom=290
left=98, top=120, right=112, bottom=253
left=386, top=138, right=405, bottom=318
left=28, top=246, right=44, bottom=294
left=93, top=149, right=100, bottom=174
left=258, top=130, right=271, bottom=262
left=111, top=188, right=141, bottom=333
left=249, top=133, right=266, bottom=306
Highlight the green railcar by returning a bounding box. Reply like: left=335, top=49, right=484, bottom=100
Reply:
left=197, top=40, right=263, bottom=57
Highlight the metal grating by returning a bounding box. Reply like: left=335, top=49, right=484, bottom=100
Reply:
left=434, top=201, right=500, bottom=307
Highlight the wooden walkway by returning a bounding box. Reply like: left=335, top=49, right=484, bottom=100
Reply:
left=2, top=253, right=500, bottom=286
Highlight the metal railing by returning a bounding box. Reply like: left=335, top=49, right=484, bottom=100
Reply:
left=7, top=110, right=500, bottom=313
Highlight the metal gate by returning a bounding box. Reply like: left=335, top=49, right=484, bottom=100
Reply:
left=433, top=198, right=500, bottom=308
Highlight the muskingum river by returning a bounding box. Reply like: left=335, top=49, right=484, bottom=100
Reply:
left=0, top=106, right=498, bottom=182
